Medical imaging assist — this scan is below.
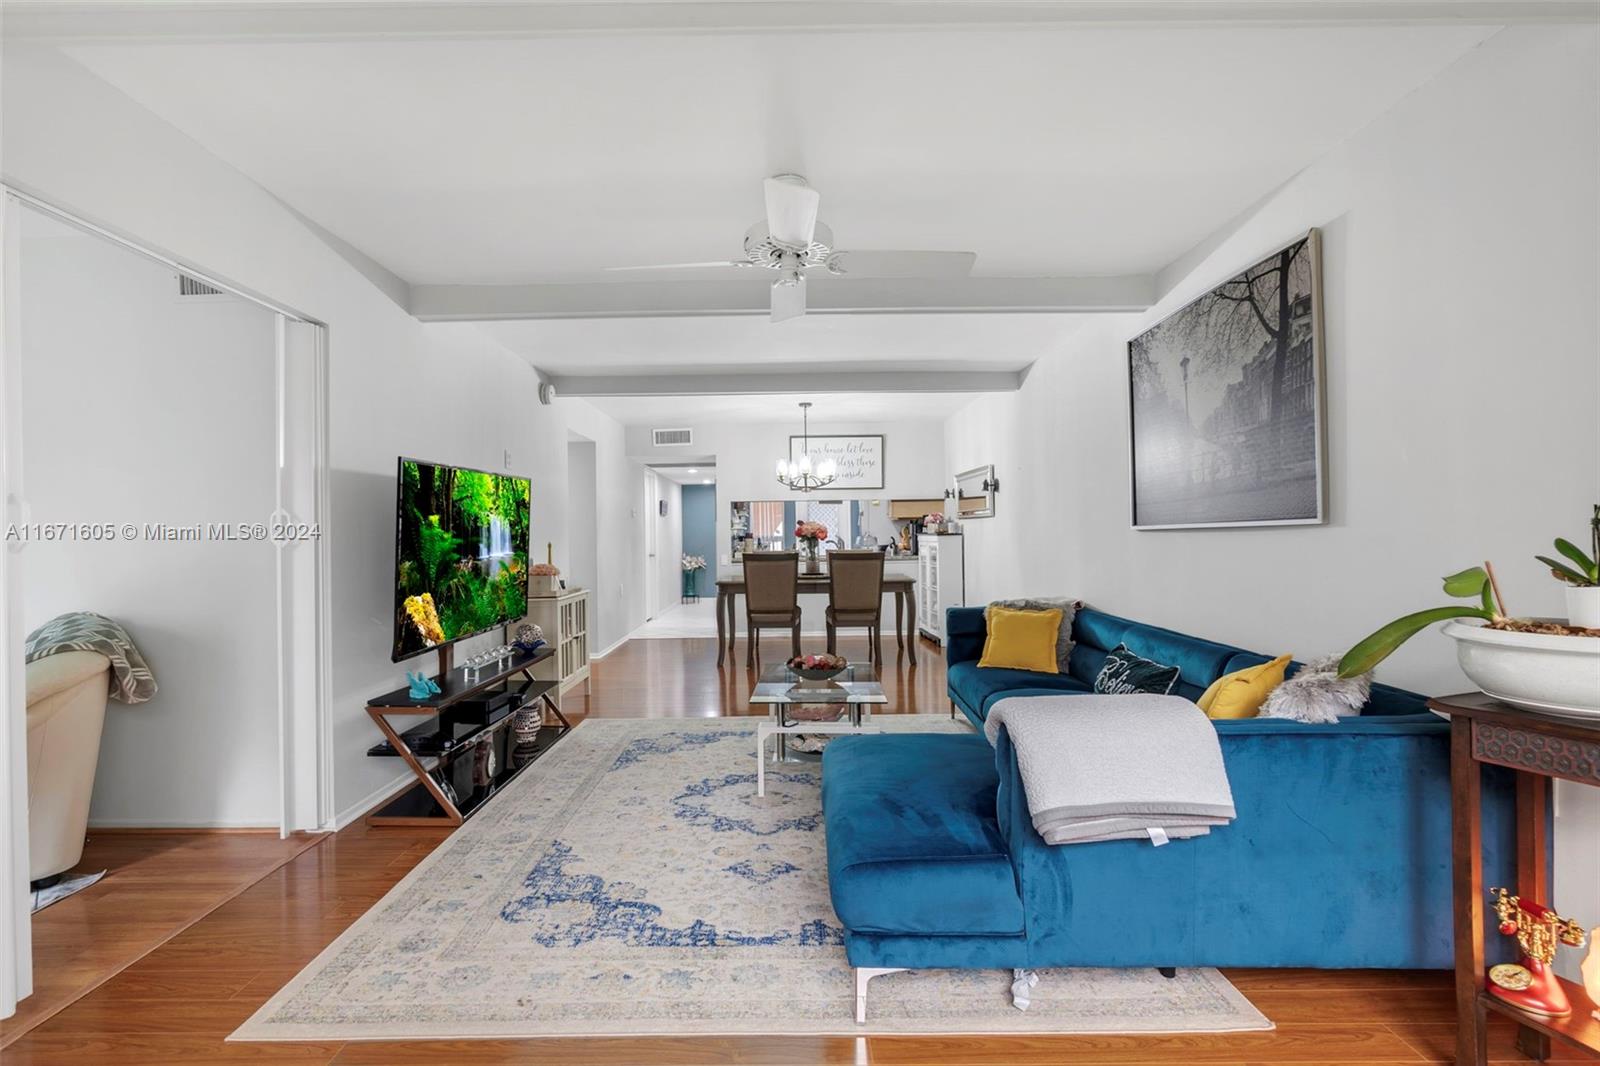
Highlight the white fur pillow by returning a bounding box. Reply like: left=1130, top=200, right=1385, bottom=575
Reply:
left=1260, top=655, right=1372, bottom=724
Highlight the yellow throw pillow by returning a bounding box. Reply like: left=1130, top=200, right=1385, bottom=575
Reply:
left=977, top=607, right=1063, bottom=674
left=1197, top=654, right=1293, bottom=719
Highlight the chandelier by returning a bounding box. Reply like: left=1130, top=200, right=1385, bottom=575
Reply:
left=776, top=401, right=837, bottom=491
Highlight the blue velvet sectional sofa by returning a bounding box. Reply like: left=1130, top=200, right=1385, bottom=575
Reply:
left=821, top=606, right=1516, bottom=1019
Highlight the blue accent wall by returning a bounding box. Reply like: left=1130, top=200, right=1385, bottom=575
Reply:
left=680, top=484, right=718, bottom=589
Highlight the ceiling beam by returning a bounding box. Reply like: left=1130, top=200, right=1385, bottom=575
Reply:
left=7, top=1, right=1594, bottom=41
left=410, top=276, right=1154, bottom=321
left=553, top=371, right=1022, bottom=397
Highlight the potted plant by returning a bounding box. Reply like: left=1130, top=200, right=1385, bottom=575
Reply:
left=795, top=521, right=828, bottom=574
left=1339, top=550, right=1600, bottom=720
left=923, top=512, right=947, bottom=535
left=1536, top=504, right=1600, bottom=628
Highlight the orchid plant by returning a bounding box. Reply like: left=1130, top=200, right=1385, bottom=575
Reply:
left=1337, top=566, right=1504, bottom=678
left=1536, top=504, right=1600, bottom=588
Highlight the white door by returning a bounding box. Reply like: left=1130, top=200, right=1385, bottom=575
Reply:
left=273, top=318, right=332, bottom=834
left=1, top=193, right=34, bottom=1020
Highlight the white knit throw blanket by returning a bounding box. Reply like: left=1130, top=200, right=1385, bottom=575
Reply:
left=984, top=694, right=1235, bottom=845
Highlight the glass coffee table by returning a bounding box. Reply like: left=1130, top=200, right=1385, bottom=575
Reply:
left=749, top=662, right=886, bottom=796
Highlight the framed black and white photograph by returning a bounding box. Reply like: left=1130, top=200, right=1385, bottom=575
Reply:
left=1128, top=229, right=1326, bottom=529
left=788, top=434, right=885, bottom=490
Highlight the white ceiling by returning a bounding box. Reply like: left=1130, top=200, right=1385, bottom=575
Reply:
left=23, top=7, right=1520, bottom=399
left=62, top=23, right=1494, bottom=287
left=587, top=391, right=976, bottom=426
left=647, top=462, right=716, bottom=486
left=480, top=312, right=1085, bottom=377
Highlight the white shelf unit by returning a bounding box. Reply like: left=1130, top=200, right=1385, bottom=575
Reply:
left=917, top=534, right=965, bottom=645
left=525, top=588, right=590, bottom=708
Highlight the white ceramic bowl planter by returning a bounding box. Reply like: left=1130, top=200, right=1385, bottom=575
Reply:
left=1442, top=619, right=1600, bottom=720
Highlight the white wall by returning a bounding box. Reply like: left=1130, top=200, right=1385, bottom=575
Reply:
left=17, top=211, right=282, bottom=826
left=2, top=43, right=649, bottom=825
left=946, top=25, right=1599, bottom=964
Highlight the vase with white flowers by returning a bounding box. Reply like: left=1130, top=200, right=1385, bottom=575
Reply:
left=681, top=554, right=707, bottom=601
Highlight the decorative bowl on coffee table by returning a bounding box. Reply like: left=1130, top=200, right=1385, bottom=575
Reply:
left=788, top=653, right=848, bottom=686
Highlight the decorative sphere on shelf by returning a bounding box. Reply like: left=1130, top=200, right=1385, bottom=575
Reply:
left=515, top=623, right=545, bottom=651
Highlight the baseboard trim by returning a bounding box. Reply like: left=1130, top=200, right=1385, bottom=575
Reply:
left=335, top=772, right=419, bottom=830
left=590, top=633, right=633, bottom=660
left=86, top=820, right=279, bottom=831
left=85, top=819, right=280, bottom=832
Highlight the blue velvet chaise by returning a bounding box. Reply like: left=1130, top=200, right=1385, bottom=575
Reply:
left=821, top=606, right=1517, bottom=1022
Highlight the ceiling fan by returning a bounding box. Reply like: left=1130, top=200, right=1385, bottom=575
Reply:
left=607, top=174, right=977, bottom=322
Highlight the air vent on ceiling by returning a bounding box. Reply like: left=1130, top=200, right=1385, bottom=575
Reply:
left=652, top=427, right=693, bottom=447
left=177, top=274, right=226, bottom=298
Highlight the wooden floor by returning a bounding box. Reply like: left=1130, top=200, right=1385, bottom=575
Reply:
left=0, top=828, right=322, bottom=1049
left=3, top=633, right=1585, bottom=1064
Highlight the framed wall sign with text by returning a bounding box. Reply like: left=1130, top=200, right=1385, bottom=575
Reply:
left=788, top=434, right=885, bottom=490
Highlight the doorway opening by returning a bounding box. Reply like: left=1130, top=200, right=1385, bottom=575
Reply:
left=635, top=462, right=717, bottom=638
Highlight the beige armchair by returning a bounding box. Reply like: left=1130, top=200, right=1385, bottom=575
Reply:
left=25, top=651, right=111, bottom=886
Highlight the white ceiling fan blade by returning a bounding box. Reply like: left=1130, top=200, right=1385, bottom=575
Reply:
left=825, top=250, right=977, bottom=278
left=771, top=274, right=806, bottom=323
left=764, top=175, right=820, bottom=248
left=605, top=261, right=752, bottom=272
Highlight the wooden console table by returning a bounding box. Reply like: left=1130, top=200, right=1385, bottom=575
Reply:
left=366, top=645, right=570, bottom=826
left=1436, top=692, right=1600, bottom=1065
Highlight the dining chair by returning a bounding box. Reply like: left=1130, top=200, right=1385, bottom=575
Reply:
left=826, top=549, right=886, bottom=667
left=742, top=551, right=802, bottom=669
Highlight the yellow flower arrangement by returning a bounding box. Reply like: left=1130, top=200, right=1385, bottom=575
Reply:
left=403, top=592, right=446, bottom=646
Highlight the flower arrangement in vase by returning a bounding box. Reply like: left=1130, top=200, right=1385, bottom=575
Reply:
left=795, top=521, right=828, bottom=573
left=680, top=554, right=707, bottom=598
left=923, top=512, right=947, bottom=534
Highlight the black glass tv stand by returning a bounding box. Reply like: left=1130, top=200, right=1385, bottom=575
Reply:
left=364, top=644, right=569, bottom=826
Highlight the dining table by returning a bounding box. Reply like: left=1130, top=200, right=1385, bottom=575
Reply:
left=714, top=572, right=919, bottom=667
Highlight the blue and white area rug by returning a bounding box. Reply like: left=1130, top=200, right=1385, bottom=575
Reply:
left=232, top=716, right=1270, bottom=1040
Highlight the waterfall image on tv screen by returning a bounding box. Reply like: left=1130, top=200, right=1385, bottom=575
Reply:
left=392, top=458, right=530, bottom=661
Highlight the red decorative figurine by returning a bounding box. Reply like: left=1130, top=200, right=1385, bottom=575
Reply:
left=1487, top=887, right=1588, bottom=1017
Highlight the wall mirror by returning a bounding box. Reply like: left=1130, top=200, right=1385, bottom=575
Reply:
left=952, top=465, right=998, bottom=519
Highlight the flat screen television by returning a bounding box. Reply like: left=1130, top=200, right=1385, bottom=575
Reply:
left=391, top=457, right=531, bottom=662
